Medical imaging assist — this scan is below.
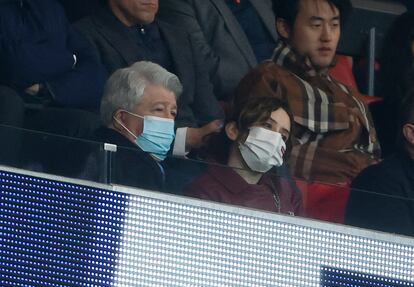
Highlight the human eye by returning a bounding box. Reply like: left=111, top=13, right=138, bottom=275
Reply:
left=262, top=122, right=273, bottom=130
left=171, top=109, right=177, bottom=118
left=331, top=20, right=340, bottom=28
left=311, top=21, right=322, bottom=28
left=152, top=104, right=165, bottom=112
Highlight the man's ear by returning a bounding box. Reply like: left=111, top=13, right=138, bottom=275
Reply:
left=276, top=18, right=291, bottom=39
left=225, top=122, right=239, bottom=141
left=403, top=123, right=414, bottom=146
left=112, top=110, right=124, bottom=129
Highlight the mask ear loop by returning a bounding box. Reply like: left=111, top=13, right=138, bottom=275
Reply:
left=113, top=114, right=139, bottom=140
left=122, top=109, right=144, bottom=120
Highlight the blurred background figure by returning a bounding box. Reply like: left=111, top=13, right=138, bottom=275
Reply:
left=377, top=12, right=414, bottom=157
left=159, top=0, right=278, bottom=101
left=346, top=90, right=414, bottom=237
left=0, top=0, right=107, bottom=170
left=0, top=0, right=107, bottom=112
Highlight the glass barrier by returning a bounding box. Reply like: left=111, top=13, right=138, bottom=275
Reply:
left=1, top=123, right=413, bottom=239
left=0, top=124, right=106, bottom=183
left=112, top=144, right=414, bottom=239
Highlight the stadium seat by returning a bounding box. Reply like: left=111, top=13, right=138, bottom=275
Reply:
left=329, top=55, right=382, bottom=105
left=295, top=180, right=350, bottom=224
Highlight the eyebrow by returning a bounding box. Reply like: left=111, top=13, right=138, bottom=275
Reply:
left=310, top=16, right=340, bottom=22
left=268, top=118, right=291, bottom=134
left=151, top=101, right=177, bottom=108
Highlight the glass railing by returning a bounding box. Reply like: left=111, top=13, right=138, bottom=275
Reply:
left=0, top=124, right=105, bottom=183
left=1, top=124, right=413, bottom=239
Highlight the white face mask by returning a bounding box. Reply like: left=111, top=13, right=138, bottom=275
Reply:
left=238, top=127, right=287, bottom=173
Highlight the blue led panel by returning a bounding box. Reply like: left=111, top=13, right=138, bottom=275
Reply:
left=321, top=267, right=414, bottom=287
left=0, top=171, right=128, bottom=286
left=1, top=167, right=414, bottom=286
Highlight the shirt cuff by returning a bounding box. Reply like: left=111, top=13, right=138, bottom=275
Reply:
left=173, top=127, right=188, bottom=157
left=72, top=54, right=77, bottom=69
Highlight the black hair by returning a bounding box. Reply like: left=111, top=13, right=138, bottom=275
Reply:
left=209, top=96, right=293, bottom=164
left=272, top=0, right=351, bottom=28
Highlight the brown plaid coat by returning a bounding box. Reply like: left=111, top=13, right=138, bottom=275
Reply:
left=273, top=41, right=380, bottom=183
left=235, top=41, right=380, bottom=183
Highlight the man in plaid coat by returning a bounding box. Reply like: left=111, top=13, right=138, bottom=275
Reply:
left=267, top=0, right=380, bottom=183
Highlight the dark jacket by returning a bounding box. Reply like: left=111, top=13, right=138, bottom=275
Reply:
left=88, top=127, right=165, bottom=192
left=346, top=151, right=414, bottom=237
left=159, top=0, right=278, bottom=101
left=86, top=127, right=207, bottom=195
left=185, top=164, right=304, bottom=216
left=74, top=5, right=223, bottom=128
left=0, top=0, right=107, bottom=109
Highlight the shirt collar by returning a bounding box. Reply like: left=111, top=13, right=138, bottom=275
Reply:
left=104, top=3, right=159, bottom=41
left=132, top=22, right=160, bottom=41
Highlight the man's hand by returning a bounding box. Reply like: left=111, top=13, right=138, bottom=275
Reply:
left=186, top=119, right=223, bottom=150
left=24, top=84, right=41, bottom=96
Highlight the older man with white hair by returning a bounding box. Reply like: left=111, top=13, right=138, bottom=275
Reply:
left=93, top=61, right=182, bottom=191
left=75, top=0, right=224, bottom=156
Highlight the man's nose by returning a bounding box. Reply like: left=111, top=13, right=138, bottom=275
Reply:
left=321, top=24, right=333, bottom=42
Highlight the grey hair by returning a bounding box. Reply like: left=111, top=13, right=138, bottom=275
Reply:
left=100, top=61, right=183, bottom=126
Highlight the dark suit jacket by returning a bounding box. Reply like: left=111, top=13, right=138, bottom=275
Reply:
left=74, top=5, right=223, bottom=128
left=159, top=0, right=278, bottom=101
left=345, top=151, right=414, bottom=237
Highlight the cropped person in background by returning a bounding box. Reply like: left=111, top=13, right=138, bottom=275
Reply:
left=346, top=91, right=414, bottom=237
left=0, top=0, right=107, bottom=110
left=75, top=0, right=224, bottom=156
left=185, top=95, right=304, bottom=216
left=91, top=61, right=182, bottom=191
left=268, top=0, right=380, bottom=183
left=377, top=12, right=414, bottom=157
left=0, top=0, right=107, bottom=137
left=159, top=0, right=278, bottom=101
left=0, top=0, right=109, bottom=174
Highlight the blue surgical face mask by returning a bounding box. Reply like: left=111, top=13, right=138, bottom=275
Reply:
left=114, top=110, right=175, bottom=161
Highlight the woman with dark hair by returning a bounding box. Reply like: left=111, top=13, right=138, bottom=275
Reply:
left=184, top=95, right=304, bottom=216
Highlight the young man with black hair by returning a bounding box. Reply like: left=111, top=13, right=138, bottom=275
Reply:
left=269, top=0, right=380, bottom=183
left=346, top=91, right=414, bottom=237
